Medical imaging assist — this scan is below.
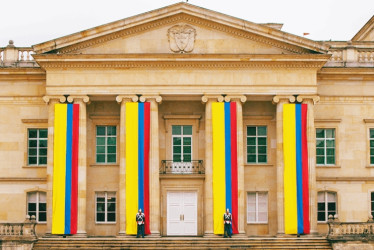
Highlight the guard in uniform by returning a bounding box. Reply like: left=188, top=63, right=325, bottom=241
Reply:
left=223, top=208, right=232, bottom=238
left=136, top=208, right=145, bottom=238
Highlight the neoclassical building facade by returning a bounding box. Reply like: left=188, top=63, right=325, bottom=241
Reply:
left=1, top=2, right=374, bottom=238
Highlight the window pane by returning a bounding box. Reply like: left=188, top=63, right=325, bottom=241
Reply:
left=29, top=140, right=37, bottom=147
left=173, top=146, right=181, bottom=154
left=107, top=146, right=116, bottom=154
left=107, top=154, right=116, bottom=163
left=183, top=137, right=191, bottom=145
left=370, top=148, right=374, bottom=156
left=38, top=157, right=47, bottom=165
left=107, top=126, right=116, bottom=136
left=96, top=155, right=105, bottom=163
left=371, top=140, right=374, bottom=147
left=28, top=203, right=36, bottom=212
left=39, top=140, right=47, bottom=147
left=328, top=202, right=336, bottom=211
left=326, top=148, right=335, bottom=156
left=28, top=148, right=37, bottom=156
left=97, top=213, right=105, bottom=222
left=173, top=155, right=181, bottom=162
left=183, top=155, right=191, bottom=162
left=39, top=148, right=47, bottom=156
left=97, top=126, right=105, bottom=136
left=39, top=203, right=46, bottom=212
left=371, top=157, right=374, bottom=164
left=173, top=137, right=181, bottom=146
left=28, top=157, right=37, bottom=165
left=327, top=193, right=336, bottom=202
left=318, top=192, right=325, bottom=202
left=258, top=146, right=266, bottom=154
left=107, top=137, right=116, bottom=145
left=258, top=155, right=267, bottom=163
left=318, top=212, right=325, bottom=221
left=247, top=155, right=256, bottom=163
left=326, top=140, right=335, bottom=147
left=183, top=146, right=191, bottom=154
left=107, top=202, right=116, bottom=212
left=39, top=212, right=46, bottom=222
left=258, top=212, right=267, bottom=222
left=96, top=137, right=105, bottom=145
left=316, top=140, right=325, bottom=147
left=327, top=156, right=335, bottom=164
left=29, top=129, right=37, bottom=138
left=247, top=127, right=256, bottom=136
left=326, top=129, right=335, bottom=138
left=370, top=129, right=374, bottom=138
left=257, top=138, right=266, bottom=146
left=247, top=146, right=256, bottom=154
left=257, top=126, right=267, bottom=136
left=97, top=146, right=105, bottom=154
left=107, top=213, right=116, bottom=222
left=318, top=203, right=325, bottom=211
left=248, top=212, right=256, bottom=222
left=183, top=126, right=192, bottom=135
left=39, top=129, right=48, bottom=138
left=172, top=126, right=181, bottom=135
left=316, top=129, right=325, bottom=138
left=316, top=156, right=325, bottom=165
left=316, top=148, right=324, bottom=156
left=96, top=203, right=105, bottom=212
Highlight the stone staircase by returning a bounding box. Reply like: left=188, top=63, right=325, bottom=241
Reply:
left=33, top=237, right=332, bottom=250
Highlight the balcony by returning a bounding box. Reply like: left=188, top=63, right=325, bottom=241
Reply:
left=160, top=160, right=204, bottom=174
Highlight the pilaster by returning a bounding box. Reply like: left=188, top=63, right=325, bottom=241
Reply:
left=140, top=95, right=162, bottom=237
left=272, top=95, right=295, bottom=235
left=297, top=95, right=320, bottom=235
left=115, top=95, right=139, bottom=236
left=224, top=95, right=246, bottom=235
left=67, top=95, right=90, bottom=237
left=201, top=95, right=224, bottom=237
left=42, top=95, right=66, bottom=235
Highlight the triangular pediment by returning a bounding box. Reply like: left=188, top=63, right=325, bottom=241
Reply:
left=32, top=2, right=329, bottom=55
left=352, top=15, right=374, bottom=41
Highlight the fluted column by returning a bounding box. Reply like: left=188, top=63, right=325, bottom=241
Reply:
left=201, top=95, right=224, bottom=236
left=272, top=95, right=295, bottom=235
left=116, top=95, right=139, bottom=236
left=140, top=95, right=162, bottom=236
left=67, top=95, right=90, bottom=236
left=225, top=95, right=247, bottom=236
left=42, top=95, right=66, bottom=234
left=297, top=95, right=320, bottom=235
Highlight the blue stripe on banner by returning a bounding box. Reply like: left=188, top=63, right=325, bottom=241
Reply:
left=295, top=104, right=304, bottom=234
left=224, top=102, right=232, bottom=212
left=65, top=104, right=73, bottom=234
left=138, top=103, right=145, bottom=211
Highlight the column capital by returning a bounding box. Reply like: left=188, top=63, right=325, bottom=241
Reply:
left=296, top=95, right=320, bottom=104
left=272, top=95, right=295, bottom=104
left=67, top=95, right=90, bottom=104
left=201, top=95, right=224, bottom=103
left=139, top=95, right=162, bottom=103
left=42, top=95, right=66, bottom=104
left=224, top=95, right=247, bottom=103
left=116, top=95, right=138, bottom=103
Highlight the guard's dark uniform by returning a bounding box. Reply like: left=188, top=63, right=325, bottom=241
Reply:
left=136, top=212, right=145, bottom=238
left=223, top=213, right=232, bottom=238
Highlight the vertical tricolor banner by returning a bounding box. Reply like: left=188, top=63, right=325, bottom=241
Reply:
left=125, top=102, right=150, bottom=235
left=283, top=103, right=310, bottom=234
left=52, top=103, right=79, bottom=235
left=212, top=102, right=239, bottom=235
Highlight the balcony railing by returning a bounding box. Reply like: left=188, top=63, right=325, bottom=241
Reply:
left=327, top=214, right=374, bottom=241
left=160, top=160, right=204, bottom=174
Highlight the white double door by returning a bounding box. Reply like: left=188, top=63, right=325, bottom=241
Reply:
left=167, top=191, right=197, bottom=236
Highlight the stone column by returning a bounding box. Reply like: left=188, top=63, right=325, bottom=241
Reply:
left=67, top=95, right=90, bottom=236
left=42, top=95, right=67, bottom=235
left=115, top=95, right=139, bottom=236
left=297, top=95, right=320, bottom=235
left=225, top=95, right=247, bottom=236
left=272, top=95, right=295, bottom=235
left=201, top=95, right=224, bottom=237
left=140, top=95, right=162, bottom=236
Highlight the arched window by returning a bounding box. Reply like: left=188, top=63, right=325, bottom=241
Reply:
left=317, top=191, right=337, bottom=222
left=27, top=191, right=46, bottom=223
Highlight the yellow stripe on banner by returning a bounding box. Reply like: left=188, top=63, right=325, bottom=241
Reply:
left=212, top=102, right=226, bottom=235
left=126, top=102, right=139, bottom=235
left=283, top=104, right=298, bottom=234
left=52, top=104, right=67, bottom=234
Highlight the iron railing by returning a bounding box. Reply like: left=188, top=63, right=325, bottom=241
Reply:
left=160, top=160, right=204, bottom=174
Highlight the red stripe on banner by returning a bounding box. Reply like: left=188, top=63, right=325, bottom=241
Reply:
left=144, top=102, right=151, bottom=235
left=301, top=104, right=310, bottom=234
left=230, top=102, right=239, bottom=234
left=70, top=104, right=79, bottom=234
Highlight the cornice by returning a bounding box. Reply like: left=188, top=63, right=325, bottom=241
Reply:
left=317, top=176, right=374, bottom=182
left=0, top=177, right=47, bottom=182
left=33, top=54, right=329, bottom=70
left=318, top=67, right=374, bottom=80
left=0, top=68, right=45, bottom=81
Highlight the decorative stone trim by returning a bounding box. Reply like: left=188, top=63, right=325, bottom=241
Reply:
left=296, top=95, right=320, bottom=104
left=224, top=95, right=246, bottom=103
left=67, top=95, right=90, bottom=103
left=163, top=114, right=202, bottom=133
left=201, top=95, right=224, bottom=103
left=272, top=95, right=295, bottom=104
left=21, top=119, right=48, bottom=123
left=116, top=95, right=139, bottom=103
left=42, top=95, right=66, bottom=104
left=139, top=95, right=162, bottom=103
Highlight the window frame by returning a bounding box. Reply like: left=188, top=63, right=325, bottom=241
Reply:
left=316, top=128, right=336, bottom=166
left=171, top=125, right=193, bottom=162
left=246, top=125, right=268, bottom=164
left=27, top=128, right=48, bottom=167
left=317, top=191, right=337, bottom=223
left=95, top=125, right=118, bottom=165
left=247, top=191, right=268, bottom=224
left=26, top=191, right=47, bottom=223
left=369, top=128, right=374, bottom=166
left=95, top=191, right=116, bottom=224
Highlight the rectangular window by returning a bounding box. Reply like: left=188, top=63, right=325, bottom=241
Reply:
left=246, top=126, right=267, bottom=164
left=172, top=125, right=192, bottom=162
left=28, top=128, right=48, bottom=166
left=317, top=191, right=336, bottom=222
left=316, top=128, right=335, bottom=165
left=370, top=129, right=374, bottom=165
left=27, top=192, right=46, bottom=223
left=247, top=192, right=268, bottom=223
left=96, top=126, right=117, bottom=164
left=96, top=192, right=116, bottom=223
left=372, top=192, right=374, bottom=218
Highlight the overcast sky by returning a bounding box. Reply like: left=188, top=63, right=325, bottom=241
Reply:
left=1, top=0, right=373, bottom=47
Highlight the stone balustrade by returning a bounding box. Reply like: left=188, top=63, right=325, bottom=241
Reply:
left=327, top=215, right=374, bottom=241
left=0, top=217, right=37, bottom=240
left=325, top=46, right=374, bottom=67
left=0, top=40, right=37, bottom=67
